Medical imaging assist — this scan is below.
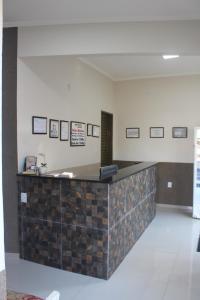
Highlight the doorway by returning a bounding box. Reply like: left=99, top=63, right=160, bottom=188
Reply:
left=101, top=111, right=113, bottom=166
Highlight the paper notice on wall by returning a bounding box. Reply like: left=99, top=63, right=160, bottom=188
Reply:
left=70, top=122, right=86, bottom=146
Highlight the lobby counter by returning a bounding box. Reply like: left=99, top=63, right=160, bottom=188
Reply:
left=17, top=162, right=157, bottom=279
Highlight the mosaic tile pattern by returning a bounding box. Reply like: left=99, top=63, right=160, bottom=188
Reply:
left=108, top=166, right=156, bottom=277
left=62, top=224, right=108, bottom=279
left=18, top=165, right=156, bottom=279
left=109, top=219, right=125, bottom=276
left=109, top=181, right=126, bottom=227
left=18, top=177, right=60, bottom=222
left=61, top=181, right=108, bottom=229
left=21, top=217, right=61, bottom=269
left=109, top=167, right=156, bottom=227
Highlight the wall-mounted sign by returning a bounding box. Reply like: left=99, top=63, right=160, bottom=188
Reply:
left=150, top=127, right=164, bottom=138
left=32, top=116, right=47, bottom=134
left=126, top=127, right=140, bottom=138
left=92, top=125, right=100, bottom=138
left=60, top=120, right=69, bottom=141
left=172, top=127, right=187, bottom=138
left=49, top=119, right=59, bottom=138
left=87, top=123, right=93, bottom=136
left=70, top=121, right=86, bottom=146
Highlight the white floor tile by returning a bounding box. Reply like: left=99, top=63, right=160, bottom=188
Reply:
left=5, top=206, right=200, bottom=300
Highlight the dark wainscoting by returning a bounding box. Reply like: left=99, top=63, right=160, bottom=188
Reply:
left=3, top=28, right=18, bottom=252
left=156, top=162, right=193, bottom=206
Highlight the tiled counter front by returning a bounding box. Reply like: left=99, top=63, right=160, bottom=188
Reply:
left=18, top=166, right=156, bottom=280
left=18, top=177, right=108, bottom=279
left=108, top=166, right=156, bottom=277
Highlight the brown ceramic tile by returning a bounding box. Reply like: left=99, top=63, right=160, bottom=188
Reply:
left=18, top=177, right=61, bottom=222
left=62, top=224, right=108, bottom=279
left=61, top=181, right=108, bottom=229
left=22, top=217, right=61, bottom=269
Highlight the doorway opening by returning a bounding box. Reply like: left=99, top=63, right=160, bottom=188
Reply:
left=101, top=111, right=113, bottom=166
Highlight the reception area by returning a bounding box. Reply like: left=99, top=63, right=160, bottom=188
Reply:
left=18, top=162, right=156, bottom=279
left=2, top=15, right=200, bottom=300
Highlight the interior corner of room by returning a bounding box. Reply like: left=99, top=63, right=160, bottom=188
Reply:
left=3, top=18, right=200, bottom=297
left=3, top=26, right=197, bottom=253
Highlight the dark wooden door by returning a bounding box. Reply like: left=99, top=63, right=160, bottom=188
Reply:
left=101, top=111, right=113, bottom=166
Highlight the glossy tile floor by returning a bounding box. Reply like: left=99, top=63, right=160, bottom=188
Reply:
left=6, top=206, right=200, bottom=300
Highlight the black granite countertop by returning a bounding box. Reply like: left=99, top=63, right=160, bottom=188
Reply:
left=17, top=161, right=157, bottom=183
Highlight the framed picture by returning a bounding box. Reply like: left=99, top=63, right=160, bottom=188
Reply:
left=60, top=120, right=69, bottom=141
left=32, top=116, right=47, bottom=134
left=87, top=124, right=93, bottom=136
left=92, top=125, right=100, bottom=138
left=49, top=119, right=59, bottom=138
left=126, top=128, right=140, bottom=138
left=172, top=127, right=188, bottom=138
left=70, top=121, right=86, bottom=146
left=150, top=127, right=164, bottom=138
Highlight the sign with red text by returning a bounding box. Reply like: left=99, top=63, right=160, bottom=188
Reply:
left=70, top=121, right=86, bottom=146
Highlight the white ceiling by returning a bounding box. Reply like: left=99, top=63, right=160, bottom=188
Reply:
left=79, top=55, right=200, bottom=81
left=5, top=1, right=200, bottom=80
left=4, top=0, right=200, bottom=27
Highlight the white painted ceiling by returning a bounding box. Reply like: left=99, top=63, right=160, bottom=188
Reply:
left=4, top=0, right=200, bottom=27
left=79, top=55, right=200, bottom=81
left=4, top=1, right=200, bottom=80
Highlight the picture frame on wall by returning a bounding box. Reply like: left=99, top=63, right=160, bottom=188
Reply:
left=126, top=127, right=140, bottom=138
left=60, top=120, right=69, bottom=141
left=92, top=125, right=100, bottom=138
left=150, top=127, right=164, bottom=138
left=172, top=127, right=188, bottom=138
left=49, top=119, right=59, bottom=138
left=32, top=116, right=47, bottom=134
left=70, top=121, right=86, bottom=146
left=87, top=123, right=93, bottom=136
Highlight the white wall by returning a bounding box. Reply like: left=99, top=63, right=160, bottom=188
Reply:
left=17, top=56, right=116, bottom=172
left=0, top=0, right=5, bottom=271
left=18, top=20, right=200, bottom=57
left=115, top=75, right=200, bottom=163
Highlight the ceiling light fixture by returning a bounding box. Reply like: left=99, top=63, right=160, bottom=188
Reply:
left=162, top=55, right=180, bottom=60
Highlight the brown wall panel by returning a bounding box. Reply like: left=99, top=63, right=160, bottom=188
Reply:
left=2, top=28, right=18, bottom=252
left=156, top=162, right=193, bottom=206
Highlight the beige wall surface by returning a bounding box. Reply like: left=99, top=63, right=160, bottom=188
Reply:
left=115, top=75, right=200, bottom=163
left=17, top=56, right=116, bottom=172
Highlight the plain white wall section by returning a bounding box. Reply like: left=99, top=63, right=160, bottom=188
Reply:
left=115, top=75, right=200, bottom=163
left=18, top=20, right=200, bottom=57
left=17, top=56, right=116, bottom=172
left=0, top=0, right=5, bottom=272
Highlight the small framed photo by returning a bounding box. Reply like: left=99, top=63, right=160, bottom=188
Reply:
left=126, top=128, right=140, bottom=138
left=60, top=120, right=69, bottom=141
left=172, top=127, right=188, bottom=138
left=87, top=124, right=93, bottom=136
left=32, top=116, right=47, bottom=134
left=49, top=119, right=59, bottom=138
left=92, top=125, right=100, bottom=138
left=150, top=127, right=164, bottom=138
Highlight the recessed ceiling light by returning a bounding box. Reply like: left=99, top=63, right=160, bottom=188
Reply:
left=162, top=55, right=180, bottom=60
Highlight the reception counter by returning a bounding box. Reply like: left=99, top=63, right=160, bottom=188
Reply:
left=17, top=161, right=157, bottom=279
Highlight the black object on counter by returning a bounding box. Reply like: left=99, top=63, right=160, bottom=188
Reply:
left=99, top=164, right=118, bottom=179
